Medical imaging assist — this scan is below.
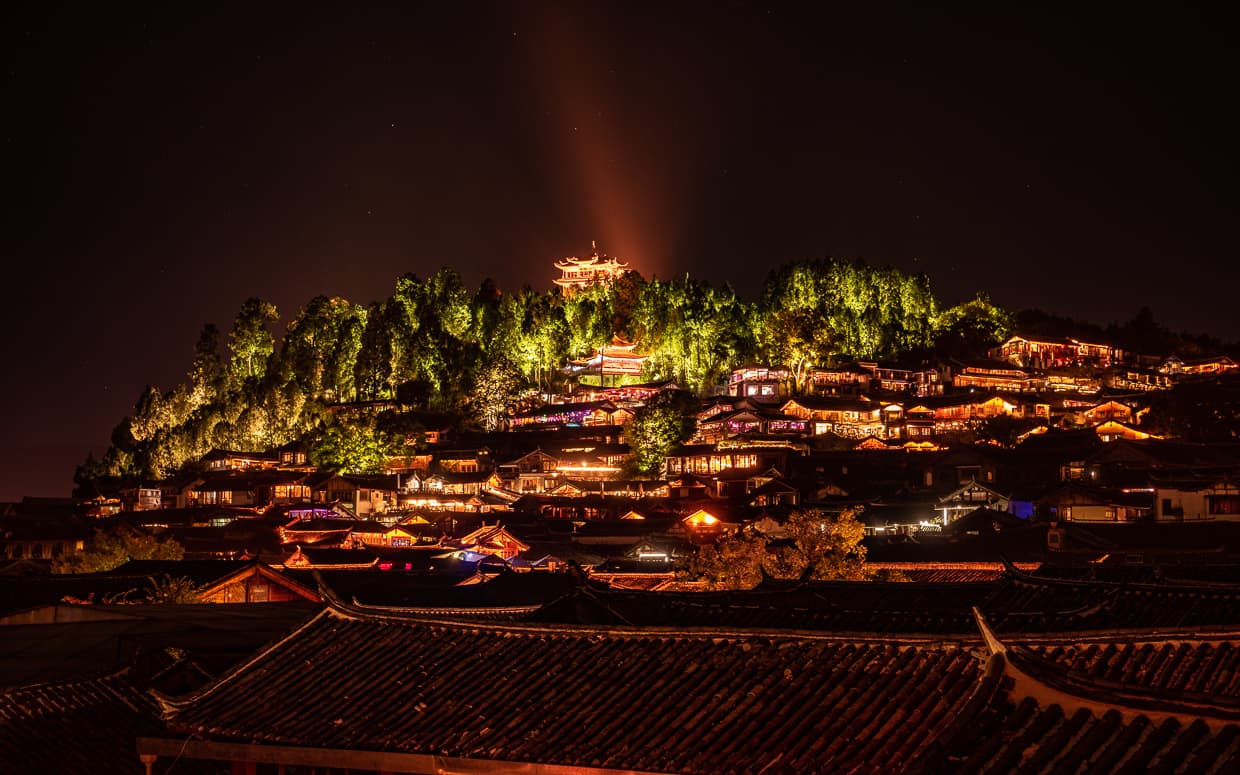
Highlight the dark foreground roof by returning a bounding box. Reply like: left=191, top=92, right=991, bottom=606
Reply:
left=302, top=567, right=583, bottom=617
left=145, top=595, right=1240, bottom=774
left=158, top=604, right=986, bottom=773
left=0, top=670, right=217, bottom=775
left=0, top=602, right=319, bottom=687
left=535, top=567, right=1240, bottom=635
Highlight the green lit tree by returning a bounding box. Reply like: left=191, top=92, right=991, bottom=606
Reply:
left=188, top=323, right=225, bottom=408
left=933, top=293, right=1014, bottom=360
left=609, top=270, right=645, bottom=339
left=468, top=357, right=525, bottom=431
left=563, top=282, right=615, bottom=360
left=227, top=298, right=280, bottom=388
left=624, top=390, right=699, bottom=475
left=762, top=259, right=938, bottom=364
left=376, top=410, right=427, bottom=469
left=308, top=419, right=401, bottom=475
left=280, top=296, right=367, bottom=402
left=512, top=290, right=570, bottom=394
left=354, top=300, right=398, bottom=399
left=759, top=308, right=836, bottom=393
left=628, top=276, right=755, bottom=392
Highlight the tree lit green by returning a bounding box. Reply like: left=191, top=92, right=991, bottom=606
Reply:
left=933, top=293, right=1014, bottom=360
left=308, top=419, right=403, bottom=475
left=468, top=357, right=526, bottom=432
left=624, top=390, right=699, bottom=476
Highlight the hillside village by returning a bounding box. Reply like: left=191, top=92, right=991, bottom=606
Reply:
left=6, top=256, right=1240, bottom=772
left=6, top=314, right=1240, bottom=582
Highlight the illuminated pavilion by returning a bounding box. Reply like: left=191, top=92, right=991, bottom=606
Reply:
left=553, top=241, right=629, bottom=289
left=564, top=336, right=649, bottom=387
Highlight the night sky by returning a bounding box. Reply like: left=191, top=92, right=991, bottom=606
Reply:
left=2, top=3, right=1235, bottom=499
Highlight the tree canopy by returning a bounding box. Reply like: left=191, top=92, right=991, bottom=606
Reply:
left=77, top=257, right=1015, bottom=488
left=686, top=508, right=871, bottom=590
left=52, top=526, right=184, bottom=574
left=624, top=390, right=699, bottom=476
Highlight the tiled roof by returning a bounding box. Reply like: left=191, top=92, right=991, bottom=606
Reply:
left=953, top=357, right=1032, bottom=372
left=1052, top=521, right=1240, bottom=557
left=162, top=602, right=987, bottom=773
left=511, top=400, right=618, bottom=419
left=0, top=602, right=320, bottom=687
left=1005, top=332, right=1080, bottom=346
left=309, top=568, right=581, bottom=612
left=982, top=567, right=1240, bottom=632
left=426, top=469, right=494, bottom=484
left=153, top=595, right=1240, bottom=774
left=281, top=547, right=378, bottom=568
left=1024, top=639, right=1240, bottom=699
left=781, top=395, right=875, bottom=412
left=532, top=582, right=993, bottom=632
left=942, top=507, right=1027, bottom=536
left=941, top=613, right=1240, bottom=773
left=0, top=670, right=171, bottom=773
left=864, top=526, right=1049, bottom=564
left=0, top=573, right=162, bottom=615
left=535, top=568, right=1240, bottom=635
left=938, top=698, right=1239, bottom=773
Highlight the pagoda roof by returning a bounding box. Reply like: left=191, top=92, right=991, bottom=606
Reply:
left=598, top=336, right=641, bottom=354
left=552, top=245, right=631, bottom=288
left=552, top=252, right=629, bottom=271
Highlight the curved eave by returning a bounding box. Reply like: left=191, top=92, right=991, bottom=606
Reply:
left=973, top=607, right=1240, bottom=731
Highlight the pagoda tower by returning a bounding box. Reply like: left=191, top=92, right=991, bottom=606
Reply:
left=553, top=241, right=629, bottom=289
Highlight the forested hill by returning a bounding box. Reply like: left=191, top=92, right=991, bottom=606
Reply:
left=74, top=258, right=1223, bottom=486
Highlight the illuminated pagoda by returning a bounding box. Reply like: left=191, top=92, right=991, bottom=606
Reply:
left=553, top=241, right=629, bottom=289
left=564, top=336, right=649, bottom=387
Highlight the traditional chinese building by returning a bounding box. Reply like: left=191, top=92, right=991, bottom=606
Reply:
left=994, top=333, right=1121, bottom=369
left=728, top=364, right=792, bottom=402
left=780, top=396, right=886, bottom=438
left=509, top=400, right=634, bottom=429
left=563, top=337, right=649, bottom=385
left=552, top=242, right=629, bottom=289
left=951, top=359, right=1041, bottom=391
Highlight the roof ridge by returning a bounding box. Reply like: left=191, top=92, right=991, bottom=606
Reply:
left=303, top=590, right=986, bottom=643
left=974, top=608, right=1240, bottom=731
left=153, top=600, right=334, bottom=716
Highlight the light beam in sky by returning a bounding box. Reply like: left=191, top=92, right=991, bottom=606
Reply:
left=511, top=4, right=728, bottom=281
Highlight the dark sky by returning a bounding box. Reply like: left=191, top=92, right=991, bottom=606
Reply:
left=2, top=3, right=1235, bottom=499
